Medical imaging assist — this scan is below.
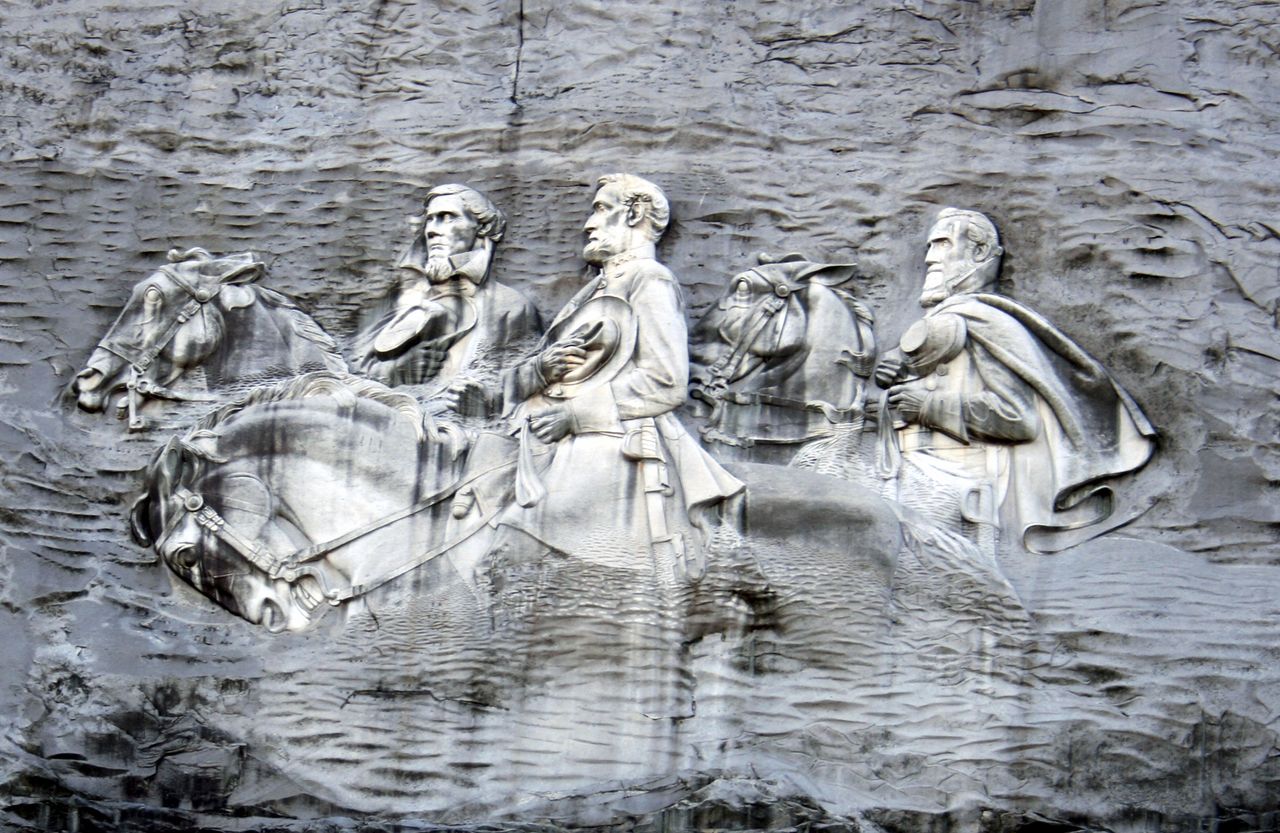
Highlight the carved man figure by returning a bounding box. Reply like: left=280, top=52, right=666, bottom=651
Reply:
left=353, top=184, right=540, bottom=390
left=874, top=207, right=1155, bottom=552
left=475, top=174, right=743, bottom=576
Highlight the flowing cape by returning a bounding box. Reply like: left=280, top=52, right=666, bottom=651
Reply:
left=937, top=293, right=1156, bottom=551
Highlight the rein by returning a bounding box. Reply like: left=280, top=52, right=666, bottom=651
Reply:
left=157, top=455, right=519, bottom=608
left=691, top=287, right=789, bottom=416
left=692, top=278, right=874, bottom=441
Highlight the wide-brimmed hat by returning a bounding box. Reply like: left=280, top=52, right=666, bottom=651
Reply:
left=543, top=295, right=637, bottom=399
left=372, top=294, right=478, bottom=358
left=901, top=311, right=967, bottom=375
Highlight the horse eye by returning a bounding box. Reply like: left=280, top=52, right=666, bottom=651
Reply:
left=735, top=279, right=751, bottom=294
left=142, top=286, right=163, bottom=322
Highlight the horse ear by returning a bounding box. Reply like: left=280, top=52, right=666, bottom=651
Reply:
left=757, top=251, right=808, bottom=265
left=130, top=494, right=153, bottom=548
left=217, top=284, right=256, bottom=311
left=217, top=256, right=265, bottom=286
left=797, top=262, right=858, bottom=287
left=183, top=430, right=228, bottom=463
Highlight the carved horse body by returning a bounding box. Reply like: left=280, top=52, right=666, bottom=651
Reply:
left=73, top=248, right=346, bottom=429
left=129, top=374, right=473, bottom=632
left=689, top=254, right=877, bottom=464
left=129, top=372, right=904, bottom=633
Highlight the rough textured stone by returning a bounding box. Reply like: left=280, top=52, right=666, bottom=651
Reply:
left=1, top=0, right=1278, bottom=830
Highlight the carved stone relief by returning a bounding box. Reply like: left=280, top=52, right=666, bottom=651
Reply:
left=796, top=208, right=1157, bottom=556
left=350, top=184, right=541, bottom=395
left=71, top=248, right=346, bottom=430
left=6, top=2, right=1279, bottom=830
left=688, top=253, right=876, bottom=465
left=47, top=175, right=1277, bottom=830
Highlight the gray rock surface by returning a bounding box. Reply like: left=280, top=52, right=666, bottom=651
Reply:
left=1, top=1, right=1277, bottom=830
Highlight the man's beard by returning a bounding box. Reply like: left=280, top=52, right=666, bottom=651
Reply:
left=582, top=240, right=609, bottom=266
left=423, top=255, right=455, bottom=283
left=919, top=261, right=991, bottom=306
left=919, top=271, right=949, bottom=307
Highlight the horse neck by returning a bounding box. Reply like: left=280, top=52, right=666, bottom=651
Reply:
left=789, top=287, right=863, bottom=397
left=207, top=294, right=335, bottom=383
left=206, top=399, right=455, bottom=584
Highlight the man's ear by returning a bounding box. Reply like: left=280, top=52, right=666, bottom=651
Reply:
left=625, top=199, right=649, bottom=228
left=971, top=241, right=1003, bottom=263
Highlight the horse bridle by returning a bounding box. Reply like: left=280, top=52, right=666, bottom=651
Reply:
left=99, top=264, right=225, bottom=430
left=691, top=273, right=793, bottom=411
left=153, top=458, right=510, bottom=620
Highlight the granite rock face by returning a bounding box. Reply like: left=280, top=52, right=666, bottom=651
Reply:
left=1, top=1, right=1278, bottom=830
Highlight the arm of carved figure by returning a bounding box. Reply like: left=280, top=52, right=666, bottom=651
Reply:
left=414, top=343, right=451, bottom=379
left=874, top=355, right=907, bottom=389
left=529, top=405, right=574, bottom=443
left=539, top=338, right=588, bottom=382
left=606, top=273, right=689, bottom=419
left=914, top=342, right=1040, bottom=444
left=499, top=334, right=587, bottom=407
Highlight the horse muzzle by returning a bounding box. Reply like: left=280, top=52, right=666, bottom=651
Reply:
left=72, top=350, right=128, bottom=412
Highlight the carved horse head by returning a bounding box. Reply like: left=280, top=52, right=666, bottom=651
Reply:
left=129, top=373, right=467, bottom=632
left=129, top=432, right=313, bottom=633
left=72, top=248, right=265, bottom=424
left=690, top=253, right=876, bottom=460
left=72, top=248, right=343, bottom=429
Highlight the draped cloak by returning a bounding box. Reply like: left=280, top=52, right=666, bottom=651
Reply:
left=904, top=292, right=1155, bottom=552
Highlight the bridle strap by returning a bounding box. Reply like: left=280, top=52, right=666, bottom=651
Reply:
left=704, top=292, right=788, bottom=387
left=157, top=457, right=507, bottom=603
left=101, top=296, right=203, bottom=374
left=164, top=487, right=281, bottom=576
left=103, top=266, right=232, bottom=430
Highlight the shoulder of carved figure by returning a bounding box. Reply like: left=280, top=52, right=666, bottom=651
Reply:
left=623, top=259, right=679, bottom=294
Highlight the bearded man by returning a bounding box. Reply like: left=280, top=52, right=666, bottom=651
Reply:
left=353, top=184, right=540, bottom=390
left=873, top=207, right=1155, bottom=553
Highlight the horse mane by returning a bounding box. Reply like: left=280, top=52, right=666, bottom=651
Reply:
left=828, top=285, right=877, bottom=379
left=190, top=371, right=429, bottom=441
left=253, top=287, right=348, bottom=373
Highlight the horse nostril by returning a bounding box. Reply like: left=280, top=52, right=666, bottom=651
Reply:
left=261, top=598, right=288, bottom=634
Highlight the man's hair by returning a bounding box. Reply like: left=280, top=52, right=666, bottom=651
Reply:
left=423, top=184, right=506, bottom=244
left=597, top=174, right=670, bottom=238
left=936, top=207, right=1002, bottom=261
